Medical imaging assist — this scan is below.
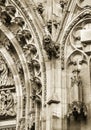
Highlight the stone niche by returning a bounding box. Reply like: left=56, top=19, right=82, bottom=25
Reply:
left=66, top=20, right=91, bottom=130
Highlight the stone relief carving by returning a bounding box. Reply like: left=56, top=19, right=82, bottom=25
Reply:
left=16, top=30, right=32, bottom=47
left=13, top=17, right=25, bottom=27
left=23, top=44, right=42, bottom=103
left=28, top=110, right=35, bottom=130
left=67, top=101, right=87, bottom=121
left=5, top=5, right=16, bottom=17
left=43, top=35, right=60, bottom=59
left=0, top=89, right=16, bottom=118
left=33, top=0, right=69, bottom=37
left=46, top=20, right=59, bottom=34
left=37, top=3, right=44, bottom=15
left=18, top=117, right=25, bottom=130
left=67, top=59, right=88, bottom=121
left=0, top=0, right=46, bottom=129
left=59, top=0, right=68, bottom=12
left=0, top=53, right=16, bottom=120
left=47, top=20, right=52, bottom=34
left=1, top=11, right=12, bottom=26
left=30, top=76, right=42, bottom=103
left=0, top=2, right=25, bottom=32
left=70, top=69, right=82, bottom=103
left=21, top=33, right=42, bottom=104
left=0, top=56, right=14, bottom=87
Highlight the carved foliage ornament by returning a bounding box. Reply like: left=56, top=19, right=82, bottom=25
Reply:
left=0, top=89, right=16, bottom=119
left=0, top=3, right=25, bottom=28
left=0, top=55, right=16, bottom=119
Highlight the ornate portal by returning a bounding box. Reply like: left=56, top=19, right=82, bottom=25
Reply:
left=0, top=0, right=91, bottom=130
left=0, top=55, right=16, bottom=120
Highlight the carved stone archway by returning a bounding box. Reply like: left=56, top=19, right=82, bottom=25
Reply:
left=0, top=0, right=46, bottom=130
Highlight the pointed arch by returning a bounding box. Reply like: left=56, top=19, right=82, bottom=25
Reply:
left=0, top=0, right=46, bottom=130
left=60, top=7, right=91, bottom=69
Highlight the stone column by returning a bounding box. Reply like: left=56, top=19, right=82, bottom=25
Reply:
left=35, top=102, right=41, bottom=130
left=45, top=59, right=62, bottom=130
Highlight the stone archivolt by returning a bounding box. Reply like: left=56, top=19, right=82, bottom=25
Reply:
left=0, top=0, right=44, bottom=130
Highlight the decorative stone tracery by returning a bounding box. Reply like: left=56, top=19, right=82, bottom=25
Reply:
left=61, top=8, right=91, bottom=69
left=60, top=8, right=91, bottom=126
left=0, top=0, right=45, bottom=130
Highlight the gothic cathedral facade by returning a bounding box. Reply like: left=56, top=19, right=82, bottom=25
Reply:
left=0, top=0, right=91, bottom=130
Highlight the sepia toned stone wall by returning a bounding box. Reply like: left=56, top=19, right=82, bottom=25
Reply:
left=0, top=0, right=91, bottom=130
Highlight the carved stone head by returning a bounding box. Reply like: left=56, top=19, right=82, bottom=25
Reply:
left=43, top=35, right=52, bottom=45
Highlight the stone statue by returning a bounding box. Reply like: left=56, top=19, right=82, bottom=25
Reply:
left=5, top=89, right=16, bottom=116
left=0, top=59, right=8, bottom=86
left=43, top=35, right=60, bottom=59
left=0, top=57, right=14, bottom=87
left=67, top=70, right=87, bottom=121
left=70, top=69, right=82, bottom=103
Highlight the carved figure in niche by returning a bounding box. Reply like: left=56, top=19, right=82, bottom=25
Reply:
left=0, top=57, right=14, bottom=87
left=31, top=77, right=42, bottom=103
left=0, top=90, right=16, bottom=117
left=5, top=89, right=16, bottom=116
left=70, top=69, right=82, bottom=103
